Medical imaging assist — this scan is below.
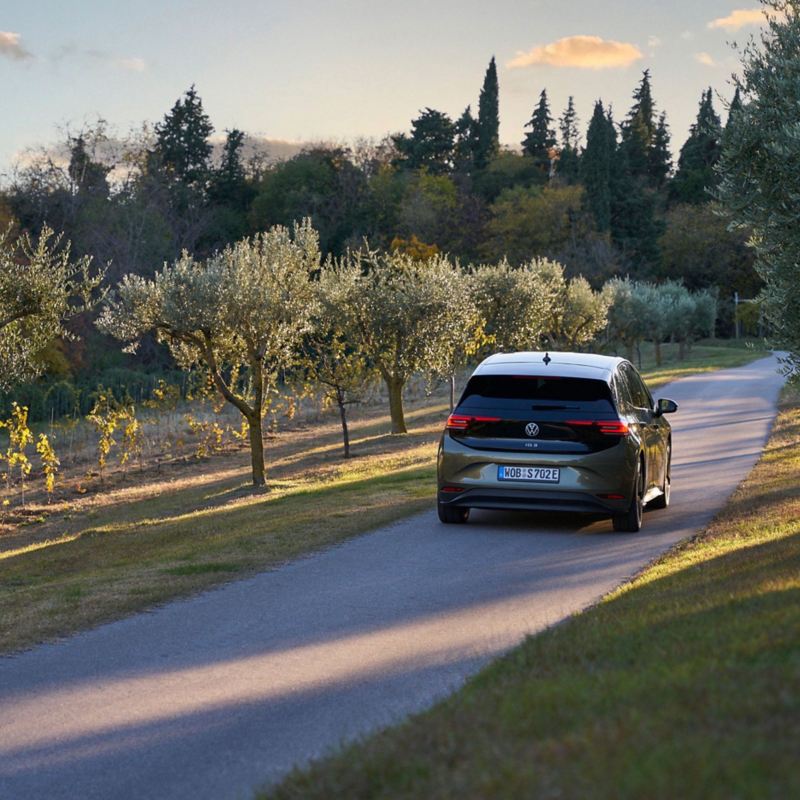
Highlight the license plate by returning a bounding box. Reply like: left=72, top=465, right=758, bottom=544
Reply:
left=498, top=466, right=560, bottom=483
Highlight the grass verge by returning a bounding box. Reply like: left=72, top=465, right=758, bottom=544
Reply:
left=0, top=341, right=770, bottom=656
left=264, top=384, right=799, bottom=800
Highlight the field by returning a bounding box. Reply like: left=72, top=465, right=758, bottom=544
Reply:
left=0, top=341, right=768, bottom=655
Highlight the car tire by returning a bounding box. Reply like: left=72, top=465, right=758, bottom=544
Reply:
left=437, top=503, right=470, bottom=524
left=650, top=444, right=671, bottom=510
left=612, top=459, right=644, bottom=533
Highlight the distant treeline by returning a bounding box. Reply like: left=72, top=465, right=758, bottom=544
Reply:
left=0, top=62, right=760, bottom=408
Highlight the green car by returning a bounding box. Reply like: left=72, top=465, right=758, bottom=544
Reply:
left=437, top=352, right=678, bottom=532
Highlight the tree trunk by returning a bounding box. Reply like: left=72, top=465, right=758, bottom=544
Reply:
left=449, top=374, right=456, bottom=412
left=247, top=414, right=266, bottom=487
left=336, top=386, right=351, bottom=459
left=678, top=340, right=686, bottom=360
left=625, top=342, right=634, bottom=362
left=654, top=340, right=662, bottom=367
left=386, top=376, right=407, bottom=434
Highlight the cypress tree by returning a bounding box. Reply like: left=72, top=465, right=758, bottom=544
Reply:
left=581, top=101, right=613, bottom=231
left=210, top=128, right=251, bottom=211
left=610, top=144, right=662, bottom=269
left=649, top=112, right=673, bottom=188
left=671, top=88, right=722, bottom=204
left=476, top=57, right=500, bottom=169
left=557, top=96, right=581, bottom=183
left=621, top=70, right=657, bottom=181
left=454, top=105, right=480, bottom=174
left=725, top=87, right=743, bottom=134
left=521, top=89, right=557, bottom=175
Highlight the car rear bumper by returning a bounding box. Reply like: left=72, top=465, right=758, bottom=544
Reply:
left=437, top=487, right=628, bottom=514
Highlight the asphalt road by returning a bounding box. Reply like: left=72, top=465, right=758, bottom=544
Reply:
left=0, top=355, right=786, bottom=800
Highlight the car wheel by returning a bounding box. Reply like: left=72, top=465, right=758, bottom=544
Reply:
left=612, top=459, right=644, bottom=533
left=650, top=444, right=671, bottom=510
left=437, top=503, right=470, bottom=524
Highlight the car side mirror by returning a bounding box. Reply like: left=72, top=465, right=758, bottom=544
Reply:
left=655, top=398, right=678, bottom=416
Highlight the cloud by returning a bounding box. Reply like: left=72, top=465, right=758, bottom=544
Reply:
left=648, top=36, right=662, bottom=48
left=116, top=57, right=146, bottom=72
left=507, top=35, right=643, bottom=70
left=708, top=8, right=765, bottom=31
left=0, top=30, right=32, bottom=61
left=695, top=52, right=716, bottom=66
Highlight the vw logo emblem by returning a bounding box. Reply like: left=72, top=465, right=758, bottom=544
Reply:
left=525, top=422, right=540, bottom=438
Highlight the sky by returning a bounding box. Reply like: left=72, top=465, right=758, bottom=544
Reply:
left=0, top=1, right=772, bottom=174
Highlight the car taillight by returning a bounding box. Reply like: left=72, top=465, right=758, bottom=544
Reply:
left=446, top=414, right=501, bottom=430
left=566, top=419, right=630, bottom=436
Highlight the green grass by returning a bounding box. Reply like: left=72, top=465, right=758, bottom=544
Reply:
left=616, top=339, right=769, bottom=389
left=264, top=386, right=799, bottom=800
left=0, top=340, right=770, bottom=656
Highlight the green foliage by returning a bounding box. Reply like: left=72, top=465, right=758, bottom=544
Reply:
left=250, top=148, right=368, bottom=255
left=0, top=225, right=103, bottom=390
left=481, top=185, right=590, bottom=265
left=717, top=0, right=800, bottom=378
left=333, top=249, right=481, bottom=433
left=99, top=220, right=320, bottom=486
left=302, top=268, right=376, bottom=456
left=671, top=89, right=722, bottom=204
left=581, top=101, right=613, bottom=232
left=472, top=150, right=542, bottom=203
left=473, top=258, right=565, bottom=353
left=397, top=170, right=458, bottom=246
left=153, top=85, right=213, bottom=189
left=552, top=276, right=610, bottom=350
left=453, top=106, right=480, bottom=174
left=393, top=109, right=455, bottom=175
left=658, top=203, right=759, bottom=332
left=521, top=89, right=556, bottom=175
left=609, top=145, right=663, bottom=269
left=557, top=96, right=581, bottom=184
left=476, top=57, right=500, bottom=169
left=603, top=277, right=718, bottom=363
left=621, top=70, right=660, bottom=184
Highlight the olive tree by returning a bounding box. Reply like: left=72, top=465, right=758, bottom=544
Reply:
left=0, top=226, right=101, bottom=390
left=717, top=0, right=800, bottom=377
left=602, top=277, right=649, bottom=363
left=337, top=249, right=478, bottom=434
left=553, top=276, right=610, bottom=351
left=473, top=258, right=564, bottom=353
left=301, top=267, right=375, bottom=458
left=98, top=221, right=319, bottom=487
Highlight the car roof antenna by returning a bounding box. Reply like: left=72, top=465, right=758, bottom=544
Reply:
left=543, top=352, right=552, bottom=366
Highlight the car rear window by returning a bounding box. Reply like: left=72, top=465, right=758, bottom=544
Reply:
left=458, top=375, right=615, bottom=412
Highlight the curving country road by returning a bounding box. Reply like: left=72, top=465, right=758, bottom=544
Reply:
left=0, top=355, right=786, bottom=800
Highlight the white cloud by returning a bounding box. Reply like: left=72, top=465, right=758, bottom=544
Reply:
left=695, top=52, right=716, bottom=67
left=680, top=30, right=694, bottom=41
left=0, top=30, right=32, bottom=61
left=117, top=57, right=146, bottom=72
left=648, top=36, right=662, bottom=48
left=507, top=35, right=643, bottom=70
left=708, top=8, right=765, bottom=32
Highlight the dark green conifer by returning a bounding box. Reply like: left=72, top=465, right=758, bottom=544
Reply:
left=154, top=85, right=213, bottom=189
left=521, top=89, right=557, bottom=175
left=557, top=96, right=581, bottom=183
left=476, top=57, right=500, bottom=169
left=580, top=100, right=613, bottom=231
left=670, top=88, right=722, bottom=204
